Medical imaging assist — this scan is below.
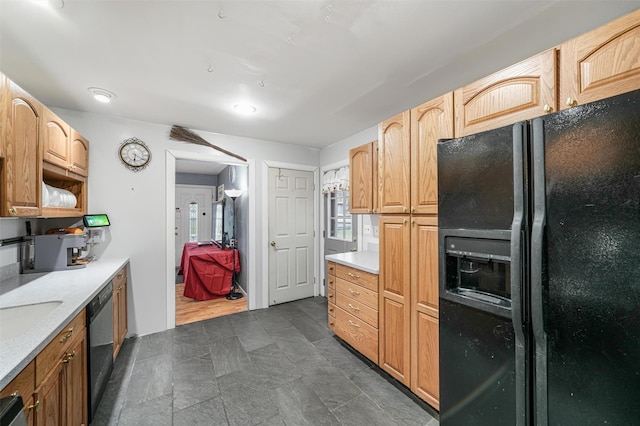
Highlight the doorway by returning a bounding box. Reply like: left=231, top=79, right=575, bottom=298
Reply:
left=174, top=184, right=213, bottom=267
left=166, top=151, right=251, bottom=329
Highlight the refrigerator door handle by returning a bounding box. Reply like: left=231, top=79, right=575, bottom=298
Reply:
left=511, top=122, right=527, bottom=426
left=531, top=117, right=548, bottom=426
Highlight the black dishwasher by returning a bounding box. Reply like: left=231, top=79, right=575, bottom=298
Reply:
left=86, top=281, right=114, bottom=423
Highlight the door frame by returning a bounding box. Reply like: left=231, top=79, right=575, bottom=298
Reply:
left=262, top=160, right=319, bottom=309
left=166, top=150, right=255, bottom=329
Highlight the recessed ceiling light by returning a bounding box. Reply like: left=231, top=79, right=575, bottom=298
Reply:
left=88, top=87, right=117, bottom=103
left=233, top=103, right=257, bottom=115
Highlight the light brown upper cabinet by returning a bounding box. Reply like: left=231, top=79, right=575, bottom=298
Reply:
left=1, top=77, right=43, bottom=217
left=560, top=9, right=640, bottom=109
left=454, top=49, right=557, bottom=137
left=378, top=111, right=411, bottom=214
left=43, top=109, right=89, bottom=178
left=349, top=140, right=379, bottom=214
left=43, top=107, right=71, bottom=170
left=70, top=130, right=89, bottom=177
left=410, top=93, right=454, bottom=215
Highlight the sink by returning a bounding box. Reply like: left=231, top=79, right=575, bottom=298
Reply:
left=0, top=301, right=63, bottom=342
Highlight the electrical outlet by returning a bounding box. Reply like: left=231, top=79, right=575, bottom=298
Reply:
left=373, top=226, right=379, bottom=237
left=363, top=225, right=372, bottom=235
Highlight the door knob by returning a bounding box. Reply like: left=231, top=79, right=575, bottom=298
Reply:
left=270, top=241, right=276, bottom=247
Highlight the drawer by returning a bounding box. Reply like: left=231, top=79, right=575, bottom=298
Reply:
left=327, top=287, right=336, bottom=305
left=334, top=306, right=378, bottom=364
left=335, top=264, right=378, bottom=292
left=113, top=266, right=127, bottom=289
left=335, top=278, right=378, bottom=310
left=36, top=310, right=86, bottom=384
left=328, top=301, right=336, bottom=318
left=336, top=292, right=378, bottom=328
left=327, top=262, right=336, bottom=276
left=328, top=275, right=335, bottom=290
left=0, top=360, right=35, bottom=400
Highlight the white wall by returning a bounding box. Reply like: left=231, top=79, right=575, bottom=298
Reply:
left=320, top=125, right=377, bottom=168
left=51, top=108, right=319, bottom=337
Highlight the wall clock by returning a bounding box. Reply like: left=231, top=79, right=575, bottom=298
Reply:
left=119, top=137, right=151, bottom=172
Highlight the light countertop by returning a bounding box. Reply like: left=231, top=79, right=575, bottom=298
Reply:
left=0, top=257, right=129, bottom=389
left=325, top=251, right=379, bottom=274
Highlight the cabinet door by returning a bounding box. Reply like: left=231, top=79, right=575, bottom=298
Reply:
left=43, top=108, right=70, bottom=170
left=2, top=80, right=42, bottom=217
left=349, top=142, right=374, bottom=213
left=69, top=130, right=89, bottom=177
left=36, top=363, right=65, bottom=426
left=454, top=49, right=557, bottom=137
left=410, top=216, right=439, bottom=409
left=378, top=111, right=410, bottom=214
left=560, top=9, right=640, bottom=109
left=0, top=74, right=6, bottom=158
left=65, top=333, right=87, bottom=426
left=379, top=215, right=411, bottom=385
left=410, top=93, right=453, bottom=215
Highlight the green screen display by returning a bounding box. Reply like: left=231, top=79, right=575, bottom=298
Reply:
left=83, top=214, right=110, bottom=227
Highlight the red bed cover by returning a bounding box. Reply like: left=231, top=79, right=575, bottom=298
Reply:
left=179, top=242, right=240, bottom=300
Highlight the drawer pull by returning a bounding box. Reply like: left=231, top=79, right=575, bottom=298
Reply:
left=116, top=273, right=124, bottom=279
left=348, top=320, right=361, bottom=328
left=348, top=303, right=360, bottom=312
left=59, top=327, right=74, bottom=343
left=62, top=351, right=76, bottom=364
left=347, top=272, right=360, bottom=279
left=348, top=288, right=360, bottom=296
left=328, top=293, right=334, bottom=299
left=27, top=400, right=40, bottom=412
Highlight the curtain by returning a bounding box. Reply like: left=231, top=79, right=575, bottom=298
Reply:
left=322, top=166, right=349, bottom=194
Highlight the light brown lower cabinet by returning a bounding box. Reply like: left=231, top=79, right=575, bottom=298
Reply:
left=327, top=261, right=379, bottom=364
left=0, top=311, right=87, bottom=426
left=36, top=310, right=87, bottom=426
left=113, top=266, right=128, bottom=359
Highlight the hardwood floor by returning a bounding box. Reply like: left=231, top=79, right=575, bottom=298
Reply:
left=175, top=283, right=247, bottom=326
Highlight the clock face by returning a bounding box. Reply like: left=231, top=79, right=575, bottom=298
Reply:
left=119, top=138, right=151, bottom=171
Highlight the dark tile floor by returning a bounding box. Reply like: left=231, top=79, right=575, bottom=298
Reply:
left=91, top=296, right=439, bottom=426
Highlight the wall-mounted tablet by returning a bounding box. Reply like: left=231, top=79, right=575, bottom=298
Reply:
left=83, top=214, right=111, bottom=227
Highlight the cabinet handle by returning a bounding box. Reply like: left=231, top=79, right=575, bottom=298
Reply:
left=543, top=104, right=552, bottom=113
left=411, top=219, right=415, bottom=225
left=348, top=288, right=360, bottom=296
left=116, top=273, right=124, bottom=279
left=411, top=206, right=415, bottom=213
left=403, top=218, right=407, bottom=225
left=403, top=206, right=407, bottom=213
left=347, top=272, right=360, bottom=279
left=348, top=303, right=360, bottom=312
left=62, top=351, right=76, bottom=364
left=348, top=320, right=361, bottom=328
left=566, top=97, right=576, bottom=107
left=59, top=327, right=74, bottom=343
left=8, top=208, right=17, bottom=215
left=27, top=400, right=40, bottom=412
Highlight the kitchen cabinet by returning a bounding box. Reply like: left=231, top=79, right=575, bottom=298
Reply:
left=328, top=261, right=379, bottom=364
left=349, top=140, right=379, bottom=214
left=35, top=310, right=87, bottom=426
left=378, top=215, right=411, bottom=386
left=0, top=361, right=36, bottom=425
left=410, top=215, right=439, bottom=409
left=410, top=93, right=454, bottom=215
left=378, top=111, right=410, bottom=214
left=1, top=76, right=43, bottom=217
left=43, top=108, right=71, bottom=171
left=560, top=8, right=640, bottom=109
left=454, top=49, right=557, bottom=137
left=378, top=93, right=453, bottom=215
left=113, top=266, right=128, bottom=359
left=69, top=130, right=89, bottom=177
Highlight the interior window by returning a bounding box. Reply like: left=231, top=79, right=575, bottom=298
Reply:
left=327, top=191, right=352, bottom=241
left=188, top=202, right=198, bottom=242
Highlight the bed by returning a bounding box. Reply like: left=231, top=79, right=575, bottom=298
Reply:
left=178, top=241, right=240, bottom=301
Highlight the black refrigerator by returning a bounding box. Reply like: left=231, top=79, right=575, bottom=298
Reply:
left=437, top=88, right=640, bottom=426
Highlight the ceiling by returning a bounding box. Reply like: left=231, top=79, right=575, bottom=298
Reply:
left=1, top=1, right=638, bottom=151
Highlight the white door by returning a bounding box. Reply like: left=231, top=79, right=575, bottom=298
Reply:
left=175, top=185, right=213, bottom=267
left=268, top=168, right=315, bottom=305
